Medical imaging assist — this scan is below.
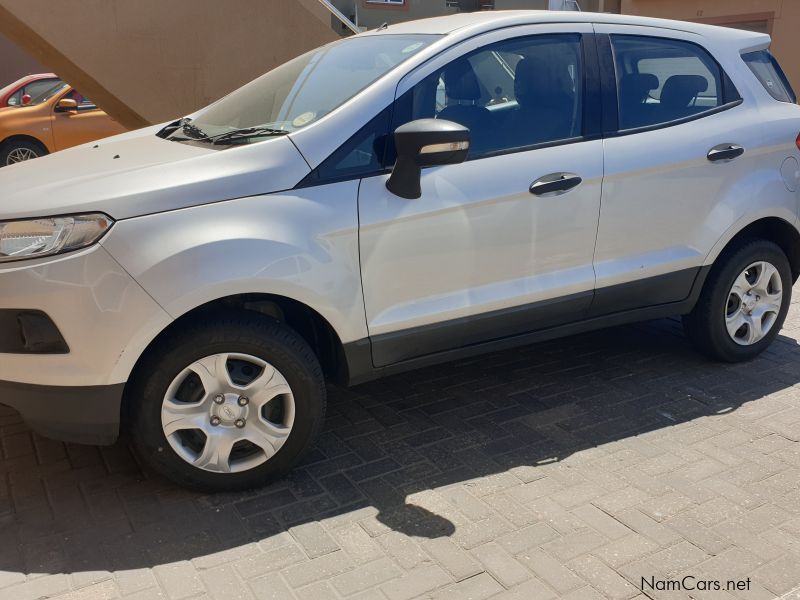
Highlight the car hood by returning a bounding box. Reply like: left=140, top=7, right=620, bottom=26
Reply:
left=0, top=126, right=312, bottom=221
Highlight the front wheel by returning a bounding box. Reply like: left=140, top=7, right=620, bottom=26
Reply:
left=1, top=139, right=47, bottom=166
left=683, top=240, right=792, bottom=362
left=129, top=313, right=326, bottom=491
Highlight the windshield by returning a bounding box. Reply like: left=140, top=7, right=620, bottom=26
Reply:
left=170, top=34, right=440, bottom=146
left=0, top=79, right=21, bottom=99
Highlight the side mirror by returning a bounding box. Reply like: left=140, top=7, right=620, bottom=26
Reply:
left=21, top=94, right=31, bottom=105
left=56, top=98, right=78, bottom=112
left=386, top=119, right=470, bottom=199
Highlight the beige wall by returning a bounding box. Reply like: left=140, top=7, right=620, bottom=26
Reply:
left=622, top=0, right=800, bottom=91
left=0, top=33, right=48, bottom=87
left=0, top=0, right=338, bottom=128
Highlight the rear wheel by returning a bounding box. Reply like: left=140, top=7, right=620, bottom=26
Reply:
left=683, top=240, right=792, bottom=362
left=1, top=139, right=47, bottom=166
left=129, top=313, right=326, bottom=491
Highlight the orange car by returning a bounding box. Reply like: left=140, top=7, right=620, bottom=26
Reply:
left=0, top=83, right=126, bottom=166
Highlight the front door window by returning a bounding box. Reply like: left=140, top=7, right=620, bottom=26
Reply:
left=393, top=33, right=584, bottom=158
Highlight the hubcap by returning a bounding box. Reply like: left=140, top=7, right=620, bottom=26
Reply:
left=6, top=147, right=39, bottom=165
left=161, top=353, right=295, bottom=473
left=725, top=261, right=783, bottom=346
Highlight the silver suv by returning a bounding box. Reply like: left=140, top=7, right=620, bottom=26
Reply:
left=1, top=12, right=799, bottom=490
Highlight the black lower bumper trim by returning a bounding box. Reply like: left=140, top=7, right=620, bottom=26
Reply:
left=0, top=310, right=69, bottom=354
left=0, top=380, right=123, bottom=445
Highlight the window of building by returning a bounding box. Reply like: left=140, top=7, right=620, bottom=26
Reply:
left=611, top=35, right=738, bottom=130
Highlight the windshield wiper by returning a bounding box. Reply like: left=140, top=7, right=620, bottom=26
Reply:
left=210, top=126, right=289, bottom=145
left=182, top=122, right=212, bottom=141
left=167, top=118, right=213, bottom=142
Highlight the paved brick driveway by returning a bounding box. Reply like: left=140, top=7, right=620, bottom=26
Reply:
left=2, top=290, right=800, bottom=600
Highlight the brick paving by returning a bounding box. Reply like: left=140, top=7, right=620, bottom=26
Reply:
left=2, top=288, right=800, bottom=600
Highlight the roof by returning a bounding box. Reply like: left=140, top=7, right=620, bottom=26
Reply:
left=373, top=10, right=769, bottom=45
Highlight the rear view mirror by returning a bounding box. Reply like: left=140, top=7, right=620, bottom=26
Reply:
left=56, top=98, right=78, bottom=112
left=386, top=119, right=470, bottom=199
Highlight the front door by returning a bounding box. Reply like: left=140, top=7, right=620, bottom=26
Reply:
left=52, top=89, right=125, bottom=150
left=358, top=25, right=605, bottom=366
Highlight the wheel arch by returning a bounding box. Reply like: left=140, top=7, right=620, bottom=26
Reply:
left=706, top=216, right=800, bottom=282
left=129, top=292, right=349, bottom=382
left=121, top=292, right=352, bottom=427
left=0, top=134, right=50, bottom=154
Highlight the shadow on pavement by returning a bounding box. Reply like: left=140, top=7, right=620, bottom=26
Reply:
left=0, top=316, right=798, bottom=576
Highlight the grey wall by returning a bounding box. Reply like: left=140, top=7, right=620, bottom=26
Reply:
left=327, top=0, right=595, bottom=35
left=359, top=0, right=459, bottom=29
left=494, top=0, right=549, bottom=9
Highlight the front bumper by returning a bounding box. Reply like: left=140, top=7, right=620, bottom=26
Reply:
left=0, top=245, right=172, bottom=444
left=0, top=380, right=124, bottom=445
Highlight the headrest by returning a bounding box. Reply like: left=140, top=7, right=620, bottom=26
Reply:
left=660, top=74, right=709, bottom=108
left=514, top=56, right=572, bottom=109
left=443, top=60, right=482, bottom=102
left=619, top=73, right=659, bottom=104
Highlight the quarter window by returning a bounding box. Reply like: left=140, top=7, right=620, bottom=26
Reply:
left=306, top=105, right=393, bottom=184
left=611, top=35, right=737, bottom=130
left=394, top=34, right=584, bottom=158
left=742, top=50, right=796, bottom=103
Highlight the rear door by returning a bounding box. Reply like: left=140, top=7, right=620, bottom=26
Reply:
left=591, top=26, right=763, bottom=315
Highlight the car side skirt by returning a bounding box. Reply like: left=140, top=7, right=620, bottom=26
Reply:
left=344, top=266, right=710, bottom=386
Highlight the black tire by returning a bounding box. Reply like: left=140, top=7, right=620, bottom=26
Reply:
left=683, top=239, right=792, bottom=362
left=0, top=138, right=47, bottom=166
left=128, top=312, right=326, bottom=492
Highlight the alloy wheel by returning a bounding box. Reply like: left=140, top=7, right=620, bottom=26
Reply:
left=6, top=147, right=39, bottom=165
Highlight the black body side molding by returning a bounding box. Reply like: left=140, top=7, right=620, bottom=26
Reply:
left=343, top=266, right=711, bottom=386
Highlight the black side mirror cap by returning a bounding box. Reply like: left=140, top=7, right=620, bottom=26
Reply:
left=386, top=119, right=470, bottom=200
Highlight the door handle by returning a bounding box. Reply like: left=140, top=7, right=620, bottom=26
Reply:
left=707, top=144, right=745, bottom=162
left=530, top=172, right=583, bottom=196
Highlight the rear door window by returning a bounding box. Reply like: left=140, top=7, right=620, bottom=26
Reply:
left=611, top=35, right=739, bottom=131
left=742, top=50, right=796, bottom=103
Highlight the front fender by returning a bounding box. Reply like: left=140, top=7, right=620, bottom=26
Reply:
left=101, top=181, right=366, bottom=381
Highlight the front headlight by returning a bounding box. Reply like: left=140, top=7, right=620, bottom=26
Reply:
left=0, top=214, right=113, bottom=263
